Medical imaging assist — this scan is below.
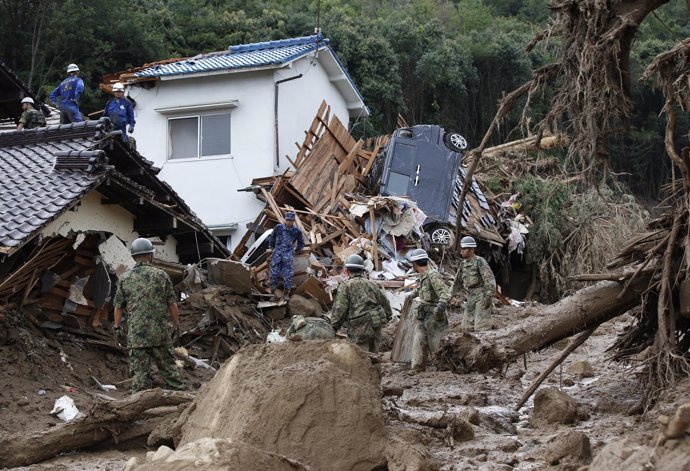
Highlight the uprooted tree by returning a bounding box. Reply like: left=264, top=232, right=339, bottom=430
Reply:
left=453, top=0, right=690, bottom=406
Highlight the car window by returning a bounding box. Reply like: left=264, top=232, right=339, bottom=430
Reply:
left=391, top=142, right=415, bottom=173
left=386, top=171, right=410, bottom=196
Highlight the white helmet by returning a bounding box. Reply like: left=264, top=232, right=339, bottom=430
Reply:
left=112, top=82, right=125, bottom=92
left=408, top=248, right=429, bottom=262
left=460, top=236, right=477, bottom=248
left=21, top=97, right=35, bottom=105
left=66, top=63, right=80, bottom=73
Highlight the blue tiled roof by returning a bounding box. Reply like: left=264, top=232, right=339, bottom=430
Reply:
left=136, top=35, right=325, bottom=78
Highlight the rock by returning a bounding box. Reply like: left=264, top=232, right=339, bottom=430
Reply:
left=151, top=445, right=174, bottom=462
left=544, top=430, right=591, bottom=465
left=382, top=385, right=405, bottom=397
left=178, top=341, right=387, bottom=471
left=563, top=378, right=575, bottom=387
left=147, top=415, right=176, bottom=448
left=450, top=417, right=475, bottom=442
left=386, top=426, right=434, bottom=471
left=531, top=388, right=578, bottom=426
left=568, top=360, right=595, bottom=378
left=287, top=294, right=319, bottom=317
left=127, top=438, right=312, bottom=471
left=664, top=403, right=690, bottom=438
left=123, top=457, right=140, bottom=471
left=461, top=407, right=481, bottom=426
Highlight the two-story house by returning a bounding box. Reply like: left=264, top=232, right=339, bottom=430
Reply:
left=107, top=34, right=368, bottom=249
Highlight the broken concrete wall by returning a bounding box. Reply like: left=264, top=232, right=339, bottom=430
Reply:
left=40, top=190, right=180, bottom=264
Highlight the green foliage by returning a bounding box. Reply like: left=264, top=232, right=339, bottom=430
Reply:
left=0, top=0, right=686, bottom=201
left=515, top=175, right=572, bottom=258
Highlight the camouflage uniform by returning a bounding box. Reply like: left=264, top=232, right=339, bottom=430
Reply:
left=268, top=223, right=304, bottom=291
left=409, top=268, right=451, bottom=372
left=286, top=315, right=335, bottom=341
left=19, top=108, right=46, bottom=129
left=114, top=261, right=183, bottom=393
left=331, top=272, right=393, bottom=352
left=451, top=255, right=496, bottom=332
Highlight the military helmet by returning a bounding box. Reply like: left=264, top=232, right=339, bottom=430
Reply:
left=21, top=97, right=35, bottom=105
left=66, top=63, right=80, bottom=73
left=460, top=236, right=477, bottom=248
left=408, top=248, right=429, bottom=262
left=285, top=212, right=296, bottom=221
left=130, top=238, right=155, bottom=256
left=112, top=82, right=125, bottom=92
left=345, top=254, right=365, bottom=270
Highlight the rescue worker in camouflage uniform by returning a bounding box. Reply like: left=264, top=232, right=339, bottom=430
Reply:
left=104, top=82, right=135, bottom=142
left=49, top=63, right=84, bottom=124
left=451, top=236, right=496, bottom=332
left=113, top=238, right=184, bottom=393
left=331, top=254, right=393, bottom=352
left=408, top=248, right=450, bottom=375
left=267, top=212, right=304, bottom=300
left=16, top=97, right=46, bottom=130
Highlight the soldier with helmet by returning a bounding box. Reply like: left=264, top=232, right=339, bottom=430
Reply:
left=49, top=63, right=84, bottom=124
left=451, top=236, right=496, bottom=332
left=113, top=238, right=184, bottom=393
left=407, top=248, right=451, bottom=374
left=330, top=254, right=393, bottom=352
left=16, top=97, right=46, bottom=130
left=104, top=82, right=135, bottom=142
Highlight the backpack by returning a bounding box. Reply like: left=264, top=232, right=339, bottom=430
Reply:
left=26, top=109, right=46, bottom=129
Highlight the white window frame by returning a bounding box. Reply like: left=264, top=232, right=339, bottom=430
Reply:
left=167, top=112, right=232, bottom=162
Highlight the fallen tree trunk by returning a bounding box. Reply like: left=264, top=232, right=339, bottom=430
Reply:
left=0, top=388, right=194, bottom=468
left=500, top=278, right=651, bottom=356
left=437, top=277, right=651, bottom=373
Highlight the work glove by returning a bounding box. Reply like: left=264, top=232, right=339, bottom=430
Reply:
left=435, top=301, right=446, bottom=322
left=171, top=324, right=181, bottom=342
left=113, top=326, right=124, bottom=343
left=127, top=125, right=134, bottom=134
left=483, top=295, right=493, bottom=309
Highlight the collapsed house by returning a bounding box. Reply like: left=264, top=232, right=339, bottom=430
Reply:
left=232, top=101, right=505, bottom=303
left=0, top=119, right=228, bottom=329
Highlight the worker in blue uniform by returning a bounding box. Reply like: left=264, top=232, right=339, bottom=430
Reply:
left=267, top=212, right=304, bottom=300
left=104, top=82, right=135, bottom=141
left=49, top=63, right=84, bottom=124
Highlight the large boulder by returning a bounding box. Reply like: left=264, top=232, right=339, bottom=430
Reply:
left=531, top=388, right=578, bottom=426
left=177, top=340, right=388, bottom=471
left=568, top=360, right=595, bottom=379
left=590, top=438, right=690, bottom=471
left=125, top=439, right=312, bottom=471
left=543, top=430, right=591, bottom=465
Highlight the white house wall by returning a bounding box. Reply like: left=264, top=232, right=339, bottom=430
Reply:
left=128, top=61, right=355, bottom=249
left=275, top=55, right=350, bottom=173
left=40, top=189, right=180, bottom=264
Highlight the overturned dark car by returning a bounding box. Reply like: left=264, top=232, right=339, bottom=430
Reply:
left=375, top=125, right=502, bottom=247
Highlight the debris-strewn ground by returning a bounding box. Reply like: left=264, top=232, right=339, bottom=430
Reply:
left=3, top=304, right=690, bottom=470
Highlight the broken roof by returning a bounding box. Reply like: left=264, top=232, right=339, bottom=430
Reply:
left=0, top=60, right=51, bottom=126
left=0, top=118, right=228, bottom=261
left=102, top=34, right=369, bottom=117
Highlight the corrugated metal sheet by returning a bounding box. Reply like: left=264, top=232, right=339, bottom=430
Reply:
left=135, top=35, right=323, bottom=78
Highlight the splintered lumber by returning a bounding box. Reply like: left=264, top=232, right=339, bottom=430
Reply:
left=482, top=134, right=567, bottom=157
left=0, top=389, right=194, bottom=467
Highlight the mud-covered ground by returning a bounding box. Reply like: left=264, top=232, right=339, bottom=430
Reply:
left=2, top=304, right=687, bottom=470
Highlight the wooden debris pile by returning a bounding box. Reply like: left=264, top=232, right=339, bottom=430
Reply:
left=233, top=101, right=429, bottom=301
left=176, top=284, right=269, bottom=367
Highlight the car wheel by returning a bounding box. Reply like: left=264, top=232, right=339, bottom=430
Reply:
left=444, top=131, right=468, bottom=152
left=430, top=226, right=456, bottom=247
